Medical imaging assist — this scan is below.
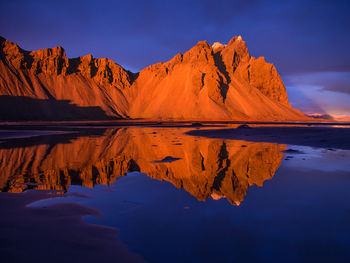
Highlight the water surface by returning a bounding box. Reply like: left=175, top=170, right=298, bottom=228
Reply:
left=1, top=126, right=349, bottom=262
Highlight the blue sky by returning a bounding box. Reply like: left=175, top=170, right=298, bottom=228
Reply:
left=1, top=0, right=349, bottom=116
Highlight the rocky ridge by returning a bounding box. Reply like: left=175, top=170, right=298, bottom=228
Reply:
left=0, top=36, right=306, bottom=120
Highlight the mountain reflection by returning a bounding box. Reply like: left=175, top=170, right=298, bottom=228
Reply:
left=0, top=128, right=286, bottom=205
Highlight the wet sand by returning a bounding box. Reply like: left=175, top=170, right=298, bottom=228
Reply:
left=0, top=190, right=145, bottom=263
left=0, top=130, right=74, bottom=140
left=1, top=121, right=349, bottom=147
left=187, top=126, right=350, bottom=150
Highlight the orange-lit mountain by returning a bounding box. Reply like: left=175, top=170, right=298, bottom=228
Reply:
left=0, top=36, right=307, bottom=120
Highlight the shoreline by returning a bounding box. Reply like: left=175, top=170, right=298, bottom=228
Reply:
left=0, top=119, right=350, bottom=127
left=1, top=123, right=349, bottom=150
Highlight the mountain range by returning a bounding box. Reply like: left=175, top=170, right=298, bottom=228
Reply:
left=0, top=36, right=307, bottom=121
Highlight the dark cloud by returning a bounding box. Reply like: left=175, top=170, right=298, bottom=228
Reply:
left=320, top=75, right=350, bottom=95
left=323, top=84, right=350, bottom=95
left=285, top=72, right=350, bottom=95
left=0, top=0, right=349, bottom=76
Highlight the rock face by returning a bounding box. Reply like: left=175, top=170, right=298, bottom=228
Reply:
left=0, top=36, right=306, bottom=120
left=0, top=127, right=286, bottom=206
left=0, top=36, right=132, bottom=120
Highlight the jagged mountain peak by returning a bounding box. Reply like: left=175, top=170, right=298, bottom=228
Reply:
left=212, top=42, right=226, bottom=52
